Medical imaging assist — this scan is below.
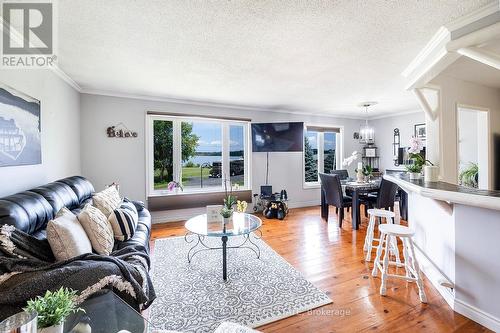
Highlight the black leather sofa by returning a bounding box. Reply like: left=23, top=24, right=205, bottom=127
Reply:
left=0, top=175, right=151, bottom=253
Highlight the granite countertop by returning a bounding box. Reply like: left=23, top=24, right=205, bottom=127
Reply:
left=384, top=173, right=500, bottom=211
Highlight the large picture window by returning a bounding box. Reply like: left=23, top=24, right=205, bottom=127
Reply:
left=304, top=126, right=342, bottom=185
left=149, top=115, right=250, bottom=195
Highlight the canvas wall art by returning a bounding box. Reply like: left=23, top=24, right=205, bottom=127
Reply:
left=0, top=84, right=41, bottom=167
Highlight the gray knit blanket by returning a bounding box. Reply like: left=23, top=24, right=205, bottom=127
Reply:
left=0, top=224, right=156, bottom=320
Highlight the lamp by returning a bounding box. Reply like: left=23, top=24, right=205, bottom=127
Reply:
left=358, top=102, right=377, bottom=143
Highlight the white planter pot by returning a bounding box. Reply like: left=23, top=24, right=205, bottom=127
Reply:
left=408, top=172, right=421, bottom=180
left=424, top=165, right=439, bottom=182
left=38, top=323, right=63, bottom=333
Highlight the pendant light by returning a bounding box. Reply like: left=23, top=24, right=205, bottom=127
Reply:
left=358, top=102, right=377, bottom=144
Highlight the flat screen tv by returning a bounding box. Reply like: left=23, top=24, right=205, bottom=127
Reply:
left=252, top=122, right=304, bottom=152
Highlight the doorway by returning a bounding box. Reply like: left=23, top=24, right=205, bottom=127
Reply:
left=457, top=106, right=489, bottom=189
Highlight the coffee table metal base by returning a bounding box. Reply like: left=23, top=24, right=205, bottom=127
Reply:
left=184, top=230, right=262, bottom=281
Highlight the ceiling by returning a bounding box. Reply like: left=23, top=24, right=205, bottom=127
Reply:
left=58, top=0, right=494, bottom=117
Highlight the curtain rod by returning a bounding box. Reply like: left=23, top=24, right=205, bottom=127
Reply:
left=147, top=111, right=251, bottom=122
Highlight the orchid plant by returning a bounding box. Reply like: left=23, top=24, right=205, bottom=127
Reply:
left=406, top=136, right=433, bottom=173
left=342, top=151, right=360, bottom=167
left=167, top=180, right=183, bottom=192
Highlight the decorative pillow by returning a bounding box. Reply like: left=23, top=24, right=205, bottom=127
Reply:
left=46, top=208, right=92, bottom=261
left=108, top=198, right=139, bottom=241
left=92, top=184, right=121, bottom=217
left=78, top=204, right=114, bottom=255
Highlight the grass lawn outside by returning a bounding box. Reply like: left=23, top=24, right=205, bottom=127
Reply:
left=154, top=166, right=213, bottom=190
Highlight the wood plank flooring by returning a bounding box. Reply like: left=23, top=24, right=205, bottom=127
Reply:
left=150, top=206, right=490, bottom=333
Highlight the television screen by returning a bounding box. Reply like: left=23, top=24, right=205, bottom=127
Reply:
left=252, top=122, right=304, bottom=152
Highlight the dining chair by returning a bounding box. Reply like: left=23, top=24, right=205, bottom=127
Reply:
left=361, top=178, right=399, bottom=221
left=319, top=173, right=352, bottom=227
left=330, top=169, right=349, bottom=180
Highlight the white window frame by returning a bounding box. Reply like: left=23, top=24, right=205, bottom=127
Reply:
left=146, top=114, right=251, bottom=196
left=303, top=124, right=344, bottom=189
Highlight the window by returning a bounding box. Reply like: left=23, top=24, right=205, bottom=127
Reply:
left=148, top=115, right=250, bottom=195
left=304, top=126, right=342, bottom=185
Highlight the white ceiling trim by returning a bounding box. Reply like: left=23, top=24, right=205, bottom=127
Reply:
left=402, top=1, right=500, bottom=90
left=80, top=87, right=367, bottom=120
left=368, top=109, right=423, bottom=121
left=51, top=65, right=82, bottom=92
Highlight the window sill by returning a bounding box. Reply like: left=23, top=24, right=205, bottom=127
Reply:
left=148, top=189, right=253, bottom=211
left=303, top=182, right=321, bottom=190
left=149, top=188, right=251, bottom=197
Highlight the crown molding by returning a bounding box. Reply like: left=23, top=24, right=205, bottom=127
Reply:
left=444, top=1, right=500, bottom=33
left=80, top=87, right=374, bottom=120
left=402, top=1, right=500, bottom=90
left=51, top=65, right=82, bottom=92
left=368, top=109, right=422, bottom=121
left=402, top=26, right=451, bottom=79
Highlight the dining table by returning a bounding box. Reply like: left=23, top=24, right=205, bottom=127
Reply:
left=320, top=178, right=381, bottom=230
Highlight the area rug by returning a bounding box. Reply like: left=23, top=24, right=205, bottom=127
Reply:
left=148, top=234, right=332, bottom=333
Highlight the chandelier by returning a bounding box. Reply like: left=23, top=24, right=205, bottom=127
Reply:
left=358, top=102, right=377, bottom=144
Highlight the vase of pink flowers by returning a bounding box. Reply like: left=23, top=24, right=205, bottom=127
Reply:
left=167, top=181, right=183, bottom=194
left=406, top=136, right=434, bottom=180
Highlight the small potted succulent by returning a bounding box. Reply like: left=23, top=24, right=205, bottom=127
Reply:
left=24, top=287, right=83, bottom=333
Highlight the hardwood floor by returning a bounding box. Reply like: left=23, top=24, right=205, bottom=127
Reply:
left=150, top=206, right=490, bottom=333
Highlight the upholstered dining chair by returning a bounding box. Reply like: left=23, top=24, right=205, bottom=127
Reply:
left=330, top=169, right=349, bottom=180
left=361, top=178, right=399, bottom=221
left=319, top=173, right=352, bottom=227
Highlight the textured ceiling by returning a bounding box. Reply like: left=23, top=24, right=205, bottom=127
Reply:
left=58, top=0, right=493, bottom=117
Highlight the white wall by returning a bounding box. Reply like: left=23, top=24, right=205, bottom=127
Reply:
left=0, top=69, right=81, bottom=197
left=80, top=93, right=364, bottom=212
left=371, top=111, right=426, bottom=172
left=429, top=75, right=500, bottom=187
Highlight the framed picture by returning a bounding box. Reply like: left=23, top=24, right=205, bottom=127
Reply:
left=0, top=83, right=41, bottom=167
left=364, top=147, right=377, bottom=157
left=206, top=205, right=223, bottom=223
left=414, top=123, right=426, bottom=140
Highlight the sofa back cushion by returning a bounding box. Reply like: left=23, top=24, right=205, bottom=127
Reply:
left=0, top=176, right=95, bottom=238
left=58, top=176, right=95, bottom=204
left=0, top=192, right=54, bottom=234
left=30, top=182, right=80, bottom=213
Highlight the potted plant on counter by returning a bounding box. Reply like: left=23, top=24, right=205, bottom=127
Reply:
left=24, top=287, right=83, bottom=333
left=459, top=162, right=479, bottom=188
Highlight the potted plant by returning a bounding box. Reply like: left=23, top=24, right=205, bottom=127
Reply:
left=167, top=180, right=183, bottom=194
left=220, top=177, right=237, bottom=224
left=24, top=287, right=83, bottom=333
left=459, top=163, right=479, bottom=188
left=362, top=165, right=373, bottom=181
left=406, top=162, right=423, bottom=180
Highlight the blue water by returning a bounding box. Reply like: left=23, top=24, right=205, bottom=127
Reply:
left=185, top=155, right=242, bottom=166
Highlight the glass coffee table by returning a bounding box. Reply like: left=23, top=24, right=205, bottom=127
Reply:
left=64, top=290, right=148, bottom=333
left=184, top=212, right=262, bottom=280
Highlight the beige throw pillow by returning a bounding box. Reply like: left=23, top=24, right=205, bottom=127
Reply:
left=92, top=184, right=121, bottom=217
left=78, top=204, right=114, bottom=255
left=47, top=207, right=92, bottom=261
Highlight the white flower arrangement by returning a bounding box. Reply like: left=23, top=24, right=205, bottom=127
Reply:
left=408, top=136, right=423, bottom=154
left=342, top=151, right=360, bottom=167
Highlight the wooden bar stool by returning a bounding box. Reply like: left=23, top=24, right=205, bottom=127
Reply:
left=371, top=224, right=427, bottom=303
left=364, top=208, right=400, bottom=264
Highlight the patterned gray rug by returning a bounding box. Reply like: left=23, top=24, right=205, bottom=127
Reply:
left=148, top=234, right=332, bottom=333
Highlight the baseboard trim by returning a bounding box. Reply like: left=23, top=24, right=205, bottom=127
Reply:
left=454, top=299, right=500, bottom=332
left=412, top=244, right=455, bottom=309
left=151, top=200, right=321, bottom=224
